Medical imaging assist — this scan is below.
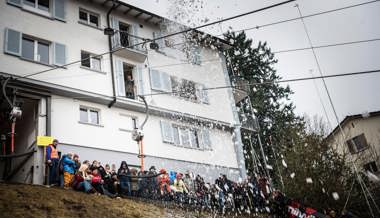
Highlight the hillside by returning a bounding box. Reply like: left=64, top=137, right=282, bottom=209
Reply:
left=0, top=183, right=261, bottom=218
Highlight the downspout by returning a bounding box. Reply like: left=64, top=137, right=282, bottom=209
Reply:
left=107, top=2, right=118, bottom=108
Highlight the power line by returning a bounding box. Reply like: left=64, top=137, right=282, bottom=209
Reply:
left=27, top=68, right=380, bottom=100
left=19, top=0, right=295, bottom=79
left=228, top=0, right=380, bottom=34
left=140, top=69, right=380, bottom=97
left=273, top=38, right=380, bottom=54
left=157, top=0, right=380, bottom=50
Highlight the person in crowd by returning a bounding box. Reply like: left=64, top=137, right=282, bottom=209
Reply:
left=46, top=139, right=60, bottom=186
left=183, top=171, right=195, bottom=204
left=72, top=160, right=93, bottom=193
left=118, top=161, right=132, bottom=196
left=62, top=153, right=76, bottom=188
left=137, top=170, right=149, bottom=198
left=57, top=153, right=67, bottom=188
left=158, top=168, right=171, bottom=198
left=147, top=166, right=158, bottom=199
left=130, top=168, right=139, bottom=196
left=111, top=164, right=117, bottom=174
left=91, top=168, right=116, bottom=198
left=73, top=154, right=80, bottom=173
left=172, top=173, right=188, bottom=203
left=103, top=164, right=117, bottom=194
left=169, top=170, right=177, bottom=185
left=90, top=160, right=100, bottom=171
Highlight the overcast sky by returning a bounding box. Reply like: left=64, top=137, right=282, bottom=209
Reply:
left=124, top=0, right=380, bottom=130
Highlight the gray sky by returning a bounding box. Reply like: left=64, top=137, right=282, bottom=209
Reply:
left=124, top=0, right=380, bottom=129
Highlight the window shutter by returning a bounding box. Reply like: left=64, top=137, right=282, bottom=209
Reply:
left=53, top=42, right=66, bottom=65
left=160, top=120, right=173, bottom=143
left=110, top=16, right=120, bottom=49
left=53, top=0, right=65, bottom=21
left=150, top=69, right=162, bottom=90
left=136, top=64, right=144, bottom=96
left=130, top=24, right=141, bottom=51
left=200, top=129, right=211, bottom=149
left=4, top=28, right=22, bottom=56
left=114, top=58, right=125, bottom=97
left=196, top=84, right=209, bottom=104
left=153, top=31, right=165, bottom=50
left=7, top=0, right=22, bottom=7
left=161, top=71, right=172, bottom=92
left=193, top=47, right=202, bottom=65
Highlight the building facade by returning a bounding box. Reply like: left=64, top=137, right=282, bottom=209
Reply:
left=326, top=111, right=380, bottom=177
left=0, top=0, right=247, bottom=184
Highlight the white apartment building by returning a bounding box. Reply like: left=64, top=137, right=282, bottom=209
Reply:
left=0, top=0, right=247, bottom=184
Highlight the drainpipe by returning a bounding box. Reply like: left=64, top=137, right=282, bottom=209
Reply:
left=107, top=2, right=118, bottom=108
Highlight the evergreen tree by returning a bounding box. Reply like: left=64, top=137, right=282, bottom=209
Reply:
left=224, top=31, right=299, bottom=187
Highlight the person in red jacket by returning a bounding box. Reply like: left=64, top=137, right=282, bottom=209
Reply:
left=158, top=168, right=171, bottom=196
left=91, top=169, right=116, bottom=198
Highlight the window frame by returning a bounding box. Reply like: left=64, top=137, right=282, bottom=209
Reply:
left=21, top=0, right=51, bottom=17
left=118, top=113, right=139, bottom=132
left=21, top=34, right=51, bottom=65
left=346, top=133, right=369, bottom=154
left=79, top=106, right=101, bottom=126
left=170, top=123, right=202, bottom=149
left=78, top=8, right=100, bottom=28
left=80, top=50, right=102, bottom=72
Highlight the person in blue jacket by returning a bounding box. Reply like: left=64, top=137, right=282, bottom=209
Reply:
left=63, top=153, right=76, bottom=188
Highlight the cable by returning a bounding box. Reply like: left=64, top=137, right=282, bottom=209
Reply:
left=274, top=38, right=380, bottom=54
left=18, top=0, right=295, bottom=79
left=156, top=0, right=380, bottom=51
left=296, top=4, right=379, bottom=215
left=43, top=68, right=380, bottom=100
left=226, top=0, right=380, bottom=34
left=138, top=69, right=380, bottom=97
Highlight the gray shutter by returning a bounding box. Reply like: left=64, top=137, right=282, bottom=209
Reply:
left=131, top=24, right=143, bottom=51
left=200, top=129, right=211, bottom=149
left=53, top=42, right=66, bottom=65
left=114, top=58, right=125, bottom=97
left=196, top=84, right=208, bottom=104
left=7, top=0, right=22, bottom=7
left=160, top=120, right=173, bottom=143
left=136, top=64, right=144, bottom=96
left=110, top=17, right=120, bottom=49
left=153, top=31, right=165, bottom=50
left=53, top=0, right=65, bottom=21
left=194, top=47, right=202, bottom=65
left=150, top=69, right=162, bottom=90
left=4, top=28, right=22, bottom=56
left=161, top=71, right=172, bottom=92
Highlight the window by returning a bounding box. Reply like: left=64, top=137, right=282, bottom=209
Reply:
left=79, top=9, right=100, bottom=27
left=23, top=0, right=49, bottom=12
left=21, top=36, right=50, bottom=64
left=150, top=70, right=172, bottom=92
left=123, top=63, right=136, bottom=99
left=170, top=77, right=208, bottom=103
left=79, top=107, right=100, bottom=125
left=161, top=121, right=211, bottom=150
left=119, top=114, right=138, bottom=132
left=119, top=22, right=130, bottom=47
left=364, top=161, right=378, bottom=173
left=81, top=51, right=101, bottom=71
left=4, top=28, right=66, bottom=65
left=346, top=133, right=369, bottom=154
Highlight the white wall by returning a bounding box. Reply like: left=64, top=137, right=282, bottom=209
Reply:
left=51, top=95, right=238, bottom=168
left=0, top=0, right=235, bottom=124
